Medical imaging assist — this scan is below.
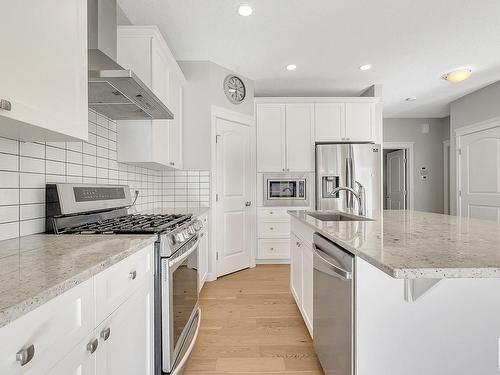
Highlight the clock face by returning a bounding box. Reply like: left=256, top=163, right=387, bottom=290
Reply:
left=224, top=75, right=246, bottom=104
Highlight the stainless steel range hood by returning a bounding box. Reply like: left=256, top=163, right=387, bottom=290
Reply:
left=87, top=0, right=173, bottom=120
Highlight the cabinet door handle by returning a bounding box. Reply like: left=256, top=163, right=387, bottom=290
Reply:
left=129, top=270, right=137, bottom=280
left=270, top=247, right=274, bottom=251
left=169, top=162, right=175, bottom=166
left=0, top=99, right=11, bottom=111
left=87, top=338, right=98, bottom=354
left=16, top=344, right=35, bottom=366
left=270, top=227, right=274, bottom=230
left=100, top=327, right=111, bottom=341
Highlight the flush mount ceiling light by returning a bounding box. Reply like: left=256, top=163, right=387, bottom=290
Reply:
left=237, top=5, right=253, bottom=16
left=286, top=64, right=297, bottom=71
left=359, top=64, right=372, bottom=71
left=443, top=68, right=472, bottom=83
left=405, top=96, right=417, bottom=102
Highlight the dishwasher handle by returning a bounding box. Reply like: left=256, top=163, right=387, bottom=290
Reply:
left=313, top=243, right=352, bottom=280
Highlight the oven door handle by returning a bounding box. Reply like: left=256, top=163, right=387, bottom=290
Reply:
left=169, top=234, right=202, bottom=270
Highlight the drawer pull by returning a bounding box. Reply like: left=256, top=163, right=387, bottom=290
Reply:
left=100, top=327, right=111, bottom=341
left=270, top=247, right=274, bottom=251
left=0, top=99, right=12, bottom=111
left=16, top=344, right=35, bottom=366
left=270, top=227, right=274, bottom=230
left=87, top=338, right=98, bottom=354
left=269, top=211, right=274, bottom=214
left=129, top=270, right=137, bottom=280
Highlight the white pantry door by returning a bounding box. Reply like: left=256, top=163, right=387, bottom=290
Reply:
left=459, top=125, right=500, bottom=223
left=216, top=118, right=252, bottom=276
left=386, top=149, right=407, bottom=210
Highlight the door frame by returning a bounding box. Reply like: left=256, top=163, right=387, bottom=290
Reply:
left=383, top=142, right=414, bottom=210
left=443, top=140, right=450, bottom=214
left=455, top=115, right=500, bottom=216
left=210, top=105, right=256, bottom=279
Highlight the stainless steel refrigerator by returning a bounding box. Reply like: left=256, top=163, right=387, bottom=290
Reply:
left=315, top=143, right=381, bottom=212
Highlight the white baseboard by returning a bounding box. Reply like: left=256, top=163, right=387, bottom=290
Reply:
left=255, top=258, right=291, bottom=265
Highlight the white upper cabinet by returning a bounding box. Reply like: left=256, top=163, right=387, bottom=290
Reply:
left=0, top=0, right=88, bottom=142
left=256, top=103, right=314, bottom=172
left=257, top=104, right=286, bottom=172
left=314, top=103, right=343, bottom=142
left=344, top=102, right=374, bottom=141
left=285, top=104, right=314, bottom=172
left=315, top=101, right=375, bottom=143
left=116, top=26, right=185, bottom=169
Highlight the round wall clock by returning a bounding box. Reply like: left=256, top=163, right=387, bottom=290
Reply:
left=223, top=75, right=246, bottom=104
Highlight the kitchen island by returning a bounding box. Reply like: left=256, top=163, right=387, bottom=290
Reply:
left=288, top=209, right=500, bottom=375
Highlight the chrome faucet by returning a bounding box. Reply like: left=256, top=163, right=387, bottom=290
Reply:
left=330, top=181, right=366, bottom=216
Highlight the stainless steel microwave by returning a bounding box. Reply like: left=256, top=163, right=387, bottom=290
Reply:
left=263, top=173, right=310, bottom=207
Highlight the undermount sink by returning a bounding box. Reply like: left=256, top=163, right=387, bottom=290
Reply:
left=306, top=211, right=374, bottom=222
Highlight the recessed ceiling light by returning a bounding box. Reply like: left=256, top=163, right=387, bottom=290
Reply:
left=405, top=96, right=417, bottom=102
left=443, top=68, right=472, bottom=83
left=237, top=5, right=253, bottom=16
left=359, top=64, right=372, bottom=71
left=286, top=64, right=297, bottom=71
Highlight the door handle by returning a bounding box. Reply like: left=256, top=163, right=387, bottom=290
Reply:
left=16, top=344, right=35, bottom=366
left=100, top=327, right=111, bottom=341
left=87, top=338, right=99, bottom=354
left=245, top=201, right=252, bottom=207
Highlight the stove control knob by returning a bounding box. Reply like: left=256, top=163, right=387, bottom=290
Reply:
left=188, top=225, right=195, bottom=235
left=182, top=230, right=190, bottom=238
left=174, top=233, right=184, bottom=243
left=194, top=221, right=202, bottom=231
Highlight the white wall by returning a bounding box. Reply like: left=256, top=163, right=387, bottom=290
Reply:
left=449, top=81, right=500, bottom=215
left=179, top=61, right=254, bottom=170
left=384, top=118, right=449, bottom=213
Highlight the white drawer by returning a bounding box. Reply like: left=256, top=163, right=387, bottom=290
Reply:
left=258, top=208, right=290, bottom=218
left=258, top=219, right=290, bottom=238
left=95, top=245, right=153, bottom=324
left=0, top=278, right=94, bottom=375
left=258, top=239, right=290, bottom=259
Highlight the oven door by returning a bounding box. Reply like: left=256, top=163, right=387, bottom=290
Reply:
left=161, top=234, right=200, bottom=373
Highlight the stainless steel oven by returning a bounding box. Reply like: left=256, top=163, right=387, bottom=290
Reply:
left=263, top=173, right=310, bottom=207
left=160, top=233, right=201, bottom=373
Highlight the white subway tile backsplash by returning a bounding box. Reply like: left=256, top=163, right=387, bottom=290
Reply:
left=46, top=160, right=65, bottom=175
left=20, top=203, right=45, bottom=221
left=0, top=153, right=18, bottom=171
left=0, top=189, right=19, bottom=206
left=20, top=157, right=45, bottom=173
left=0, top=171, right=19, bottom=188
left=20, top=189, right=45, bottom=204
left=20, top=142, right=45, bottom=158
left=0, top=222, right=19, bottom=241
left=46, top=146, right=66, bottom=161
left=0, top=138, right=18, bottom=154
left=0, top=110, right=210, bottom=241
left=20, top=173, right=45, bottom=189
left=0, top=206, right=19, bottom=223
left=20, top=218, right=44, bottom=237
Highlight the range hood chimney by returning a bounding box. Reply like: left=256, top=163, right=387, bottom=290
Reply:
left=87, top=0, right=173, bottom=120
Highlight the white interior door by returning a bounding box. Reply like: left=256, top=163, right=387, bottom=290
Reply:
left=386, top=149, right=407, bottom=210
left=216, top=118, right=252, bottom=276
left=459, top=125, right=500, bottom=223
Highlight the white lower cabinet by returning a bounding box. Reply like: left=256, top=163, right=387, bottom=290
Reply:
left=257, top=208, right=291, bottom=260
left=290, top=219, right=313, bottom=336
left=96, top=281, right=153, bottom=375
left=0, top=245, right=154, bottom=375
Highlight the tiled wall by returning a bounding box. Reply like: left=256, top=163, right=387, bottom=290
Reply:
left=0, top=110, right=210, bottom=241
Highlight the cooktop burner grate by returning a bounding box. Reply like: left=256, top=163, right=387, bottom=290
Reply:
left=60, top=213, right=192, bottom=234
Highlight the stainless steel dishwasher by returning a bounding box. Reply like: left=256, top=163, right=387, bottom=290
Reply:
left=313, top=232, right=354, bottom=375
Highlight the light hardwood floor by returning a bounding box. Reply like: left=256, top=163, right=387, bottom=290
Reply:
left=184, top=264, right=324, bottom=375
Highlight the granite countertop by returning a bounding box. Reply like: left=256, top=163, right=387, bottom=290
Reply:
left=0, top=234, right=157, bottom=328
left=288, top=209, right=500, bottom=279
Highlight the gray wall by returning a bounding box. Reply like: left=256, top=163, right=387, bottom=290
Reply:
left=384, top=118, right=449, bottom=213
left=449, top=81, right=500, bottom=214
left=179, top=61, right=254, bottom=170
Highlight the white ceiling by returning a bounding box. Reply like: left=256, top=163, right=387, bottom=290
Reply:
left=118, top=0, right=500, bottom=118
